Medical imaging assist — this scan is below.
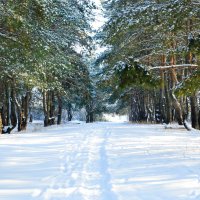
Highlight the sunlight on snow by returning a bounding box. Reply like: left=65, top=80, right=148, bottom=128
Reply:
left=103, top=114, right=128, bottom=122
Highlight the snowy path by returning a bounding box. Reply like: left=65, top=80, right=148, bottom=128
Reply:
left=1, top=122, right=200, bottom=200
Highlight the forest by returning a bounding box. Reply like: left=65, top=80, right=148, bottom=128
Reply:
left=0, top=0, right=200, bottom=133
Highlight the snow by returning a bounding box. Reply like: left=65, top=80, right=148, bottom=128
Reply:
left=91, top=0, right=106, bottom=30
left=103, top=114, right=128, bottom=122
left=1, top=122, right=200, bottom=200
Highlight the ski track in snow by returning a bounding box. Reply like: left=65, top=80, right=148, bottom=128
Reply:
left=1, top=122, right=200, bottom=199
left=39, top=126, right=115, bottom=200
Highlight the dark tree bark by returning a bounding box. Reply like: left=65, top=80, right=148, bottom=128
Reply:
left=0, top=110, right=3, bottom=134
left=43, top=90, right=49, bottom=127
left=10, top=87, right=17, bottom=129
left=57, top=95, right=62, bottom=125
left=29, top=114, right=33, bottom=123
left=170, top=92, right=183, bottom=125
left=190, top=94, right=199, bottom=129
left=158, top=69, right=165, bottom=123
left=86, top=112, right=94, bottom=123
left=49, top=91, right=55, bottom=125
left=1, top=106, right=6, bottom=127
left=164, top=72, right=171, bottom=124
left=16, top=91, right=30, bottom=131
left=43, top=90, right=56, bottom=126
left=198, top=111, right=200, bottom=129
left=169, top=53, right=184, bottom=125
left=86, top=103, right=94, bottom=123
left=5, top=86, right=10, bottom=126
left=159, top=55, right=166, bottom=123
left=2, top=83, right=17, bottom=133
left=67, top=103, right=73, bottom=121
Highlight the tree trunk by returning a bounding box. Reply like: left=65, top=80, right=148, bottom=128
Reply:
left=43, top=90, right=56, bottom=126
left=49, top=91, right=55, bottom=125
left=86, top=103, right=94, bottom=123
left=0, top=110, right=3, bottom=134
left=198, top=110, right=200, bottom=129
left=29, top=114, right=33, bottom=123
left=5, top=86, right=10, bottom=126
left=159, top=69, right=165, bottom=123
left=169, top=52, right=184, bottom=125
left=29, top=106, right=33, bottom=123
left=17, top=111, right=23, bottom=132
left=67, top=103, right=73, bottom=121
left=19, top=92, right=29, bottom=131
left=190, top=94, right=199, bottom=129
left=86, top=112, right=94, bottom=123
left=1, top=106, right=6, bottom=127
left=9, top=82, right=21, bottom=132
left=171, top=92, right=183, bottom=125
left=164, top=72, right=171, bottom=124
left=159, top=55, right=167, bottom=123
left=43, top=90, right=49, bottom=127
left=57, top=95, right=62, bottom=125
left=10, top=87, right=17, bottom=129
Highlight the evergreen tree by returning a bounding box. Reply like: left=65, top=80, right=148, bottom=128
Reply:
left=98, top=0, right=200, bottom=129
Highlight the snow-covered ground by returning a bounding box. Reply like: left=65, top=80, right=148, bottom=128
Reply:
left=1, top=122, right=200, bottom=200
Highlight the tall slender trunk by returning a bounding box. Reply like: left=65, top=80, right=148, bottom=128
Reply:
left=43, top=90, right=49, bottom=127
left=57, top=95, right=62, bottom=125
left=159, top=69, right=165, bottom=123
left=159, top=55, right=166, bottom=123
left=14, top=96, right=22, bottom=132
left=0, top=110, right=3, bottom=134
left=190, top=94, right=199, bottom=129
left=129, top=92, right=134, bottom=122
left=5, top=86, right=10, bottom=126
left=186, top=16, right=198, bottom=130
left=198, top=111, right=200, bottom=129
left=86, top=103, right=94, bottom=123
left=19, top=91, right=30, bottom=131
left=49, top=91, right=55, bottom=125
left=1, top=106, right=6, bottom=127
left=169, top=52, right=184, bottom=125
left=10, top=87, right=17, bottom=129
left=67, top=103, right=73, bottom=121
left=43, top=90, right=56, bottom=126
left=164, top=72, right=171, bottom=124
left=29, top=105, right=33, bottom=123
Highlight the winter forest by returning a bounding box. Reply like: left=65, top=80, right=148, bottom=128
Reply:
left=0, top=0, right=200, bottom=132
left=1, top=0, right=200, bottom=200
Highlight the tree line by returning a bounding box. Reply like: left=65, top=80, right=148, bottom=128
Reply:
left=0, top=0, right=99, bottom=133
left=97, top=0, right=200, bottom=129
left=1, top=0, right=200, bottom=133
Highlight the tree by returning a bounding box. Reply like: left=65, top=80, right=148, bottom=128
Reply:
left=97, top=0, right=200, bottom=129
left=0, top=0, right=95, bottom=132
